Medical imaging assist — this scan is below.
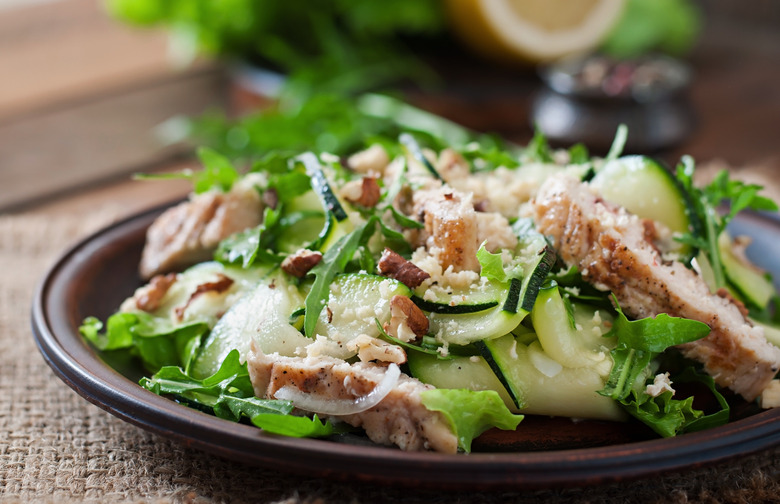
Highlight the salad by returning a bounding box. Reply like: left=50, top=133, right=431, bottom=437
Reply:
left=81, top=95, right=780, bottom=454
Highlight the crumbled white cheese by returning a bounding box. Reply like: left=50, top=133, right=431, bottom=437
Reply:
left=645, top=372, right=675, bottom=397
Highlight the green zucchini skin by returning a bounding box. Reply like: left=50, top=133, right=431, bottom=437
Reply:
left=411, top=296, right=498, bottom=314
left=400, top=133, right=442, bottom=180
left=475, top=340, right=523, bottom=409
left=518, top=244, right=557, bottom=313
left=719, top=232, right=774, bottom=309
left=297, top=152, right=348, bottom=222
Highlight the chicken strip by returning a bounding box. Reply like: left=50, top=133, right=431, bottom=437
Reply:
left=139, top=175, right=265, bottom=279
left=247, top=347, right=458, bottom=453
left=533, top=174, right=780, bottom=401
left=413, top=187, right=480, bottom=272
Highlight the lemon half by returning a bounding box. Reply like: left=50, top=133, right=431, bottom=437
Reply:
left=447, top=0, right=626, bottom=64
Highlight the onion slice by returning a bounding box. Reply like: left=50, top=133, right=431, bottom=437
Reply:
left=274, top=363, right=401, bottom=416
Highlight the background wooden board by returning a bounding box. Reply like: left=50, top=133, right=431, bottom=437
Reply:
left=0, top=0, right=225, bottom=211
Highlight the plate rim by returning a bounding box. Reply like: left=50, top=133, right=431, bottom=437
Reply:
left=31, top=203, right=780, bottom=491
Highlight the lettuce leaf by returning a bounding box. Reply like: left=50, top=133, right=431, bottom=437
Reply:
left=476, top=243, right=507, bottom=283
left=420, top=389, right=523, bottom=453
left=80, top=312, right=210, bottom=373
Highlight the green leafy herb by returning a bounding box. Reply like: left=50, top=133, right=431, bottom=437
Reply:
left=420, top=389, right=523, bottom=452
left=141, top=350, right=293, bottom=422
left=459, top=138, right=521, bottom=171
left=675, top=156, right=778, bottom=290
left=389, top=205, right=424, bottom=229
left=107, top=1, right=445, bottom=102
left=568, top=143, right=590, bottom=164
left=194, top=147, right=240, bottom=194
left=476, top=242, right=507, bottom=283
left=599, top=298, right=713, bottom=436
left=215, top=205, right=285, bottom=268
left=524, top=129, right=554, bottom=163
left=375, top=319, right=450, bottom=359
left=251, top=413, right=340, bottom=438
left=601, top=0, right=702, bottom=59
left=80, top=312, right=210, bottom=373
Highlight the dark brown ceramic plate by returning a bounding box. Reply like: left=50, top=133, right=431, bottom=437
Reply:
left=32, top=203, right=780, bottom=490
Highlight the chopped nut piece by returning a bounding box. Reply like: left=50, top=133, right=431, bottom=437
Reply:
left=281, top=249, right=323, bottom=278
left=262, top=188, right=279, bottom=209
left=341, top=177, right=381, bottom=208
left=384, top=295, right=428, bottom=343
left=377, top=248, right=430, bottom=289
left=347, top=334, right=407, bottom=365
left=135, top=273, right=177, bottom=312
left=174, top=273, right=234, bottom=321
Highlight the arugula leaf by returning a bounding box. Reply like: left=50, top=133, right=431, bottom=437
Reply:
left=675, top=156, right=778, bottom=290
left=389, top=205, right=423, bottom=229
left=607, top=305, right=711, bottom=354
left=598, top=299, right=715, bottom=436
left=524, top=129, right=554, bottom=163
left=374, top=319, right=451, bottom=359
left=194, top=147, right=240, bottom=194
left=141, top=350, right=294, bottom=422
left=459, top=138, right=521, bottom=171
left=568, top=143, right=590, bottom=164
left=108, top=1, right=445, bottom=103
left=420, top=389, right=523, bottom=452
left=268, top=170, right=313, bottom=205
left=377, top=219, right=412, bottom=255
left=601, top=299, right=709, bottom=400
left=215, top=205, right=285, bottom=268
left=303, top=217, right=378, bottom=336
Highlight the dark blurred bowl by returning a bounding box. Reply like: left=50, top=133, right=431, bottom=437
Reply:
left=532, top=54, right=696, bottom=153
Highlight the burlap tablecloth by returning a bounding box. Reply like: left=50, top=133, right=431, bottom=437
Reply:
left=3, top=199, right=780, bottom=504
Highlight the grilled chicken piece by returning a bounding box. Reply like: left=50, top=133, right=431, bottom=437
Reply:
left=533, top=174, right=780, bottom=401
left=413, top=187, right=480, bottom=272
left=247, top=347, right=458, bottom=453
left=139, top=176, right=264, bottom=279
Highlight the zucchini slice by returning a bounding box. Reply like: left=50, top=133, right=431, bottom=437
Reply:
left=407, top=351, right=519, bottom=413
left=411, top=279, right=504, bottom=315
left=191, top=273, right=310, bottom=379
left=311, top=273, right=412, bottom=360
left=590, top=155, right=692, bottom=255
left=530, top=284, right=614, bottom=373
left=719, top=231, right=775, bottom=309
left=427, top=239, right=555, bottom=345
left=478, top=334, right=625, bottom=421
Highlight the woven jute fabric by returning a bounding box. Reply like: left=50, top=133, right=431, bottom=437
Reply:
left=3, top=210, right=780, bottom=504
